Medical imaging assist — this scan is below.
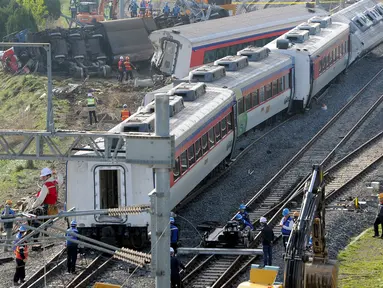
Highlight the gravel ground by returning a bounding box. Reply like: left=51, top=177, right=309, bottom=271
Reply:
left=233, top=161, right=383, bottom=286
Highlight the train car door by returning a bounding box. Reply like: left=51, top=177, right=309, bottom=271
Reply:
left=158, top=39, right=179, bottom=75
left=94, top=165, right=127, bottom=223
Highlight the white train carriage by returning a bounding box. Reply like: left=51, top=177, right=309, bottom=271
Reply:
left=150, top=5, right=327, bottom=79
left=266, top=16, right=350, bottom=110
left=332, top=0, right=383, bottom=64
left=66, top=84, right=235, bottom=247
left=146, top=47, right=293, bottom=137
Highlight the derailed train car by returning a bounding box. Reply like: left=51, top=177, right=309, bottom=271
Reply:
left=1, top=17, right=158, bottom=78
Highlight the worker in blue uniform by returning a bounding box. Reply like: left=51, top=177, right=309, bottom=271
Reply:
left=172, top=4, right=180, bottom=17
left=235, top=214, right=254, bottom=230
left=139, top=0, right=146, bottom=17
left=13, top=226, right=27, bottom=251
left=170, top=217, right=179, bottom=254
left=163, top=2, right=170, bottom=17
left=65, top=220, right=79, bottom=274
left=238, top=204, right=250, bottom=223
left=129, top=0, right=138, bottom=17
left=280, top=208, right=293, bottom=251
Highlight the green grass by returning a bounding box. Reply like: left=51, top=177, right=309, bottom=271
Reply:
left=0, top=72, right=72, bottom=203
left=338, top=228, right=383, bottom=288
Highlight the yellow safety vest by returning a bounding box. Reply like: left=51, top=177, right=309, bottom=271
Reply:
left=87, top=97, right=95, bottom=107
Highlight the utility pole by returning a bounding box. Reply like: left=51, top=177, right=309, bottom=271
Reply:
left=120, top=0, right=125, bottom=18
left=151, top=93, right=171, bottom=287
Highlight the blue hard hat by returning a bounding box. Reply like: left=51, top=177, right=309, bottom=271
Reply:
left=282, top=208, right=290, bottom=216
left=170, top=217, right=175, bottom=223
left=239, top=204, right=246, bottom=210
left=71, top=220, right=77, bottom=226
left=19, top=226, right=27, bottom=232
left=235, top=214, right=243, bottom=220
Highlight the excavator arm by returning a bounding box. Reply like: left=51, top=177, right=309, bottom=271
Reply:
left=284, top=165, right=338, bottom=288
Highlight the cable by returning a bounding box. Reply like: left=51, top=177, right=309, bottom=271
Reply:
left=120, top=220, right=171, bottom=288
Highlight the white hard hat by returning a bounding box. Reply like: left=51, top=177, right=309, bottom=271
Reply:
left=260, top=217, right=267, bottom=223
left=170, top=247, right=174, bottom=253
left=120, top=56, right=124, bottom=60
left=88, top=93, right=93, bottom=97
left=40, top=167, right=52, bottom=177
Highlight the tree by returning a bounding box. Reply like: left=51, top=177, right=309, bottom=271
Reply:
left=44, top=0, right=61, bottom=19
left=18, top=0, right=47, bottom=28
left=6, top=6, right=38, bottom=35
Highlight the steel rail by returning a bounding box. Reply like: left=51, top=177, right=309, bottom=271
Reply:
left=182, top=68, right=383, bottom=287
left=218, top=131, right=383, bottom=288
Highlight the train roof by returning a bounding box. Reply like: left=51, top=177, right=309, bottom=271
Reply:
left=150, top=6, right=328, bottom=47
left=143, top=47, right=292, bottom=105
left=123, top=84, right=235, bottom=150
left=266, top=15, right=349, bottom=56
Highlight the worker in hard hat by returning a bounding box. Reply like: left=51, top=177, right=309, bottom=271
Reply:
left=172, top=3, right=180, bottom=17
left=235, top=214, right=254, bottom=231
left=70, top=0, right=77, bottom=19
left=14, top=228, right=28, bottom=286
left=121, top=104, right=131, bottom=121
left=280, top=208, right=293, bottom=251
left=86, top=92, right=98, bottom=125
left=1, top=200, right=15, bottom=215
left=139, top=0, right=146, bottom=17
left=170, top=217, right=179, bottom=254
left=13, top=226, right=27, bottom=252
left=260, top=217, right=274, bottom=266
left=31, top=167, right=63, bottom=246
left=124, top=56, right=136, bottom=81
left=129, top=0, right=139, bottom=17
left=373, top=193, right=383, bottom=238
left=163, top=2, right=170, bottom=17
left=170, top=247, right=185, bottom=288
left=65, top=220, right=79, bottom=274
left=118, top=56, right=125, bottom=82
left=238, top=204, right=250, bottom=223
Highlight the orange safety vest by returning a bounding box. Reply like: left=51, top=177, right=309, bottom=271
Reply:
left=124, top=61, right=132, bottom=71
left=36, top=180, right=58, bottom=205
left=118, top=60, right=124, bottom=71
left=15, top=245, right=28, bottom=260
left=121, top=109, right=130, bottom=121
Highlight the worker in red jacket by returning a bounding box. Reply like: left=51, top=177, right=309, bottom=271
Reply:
left=124, top=56, right=136, bottom=81
left=118, top=56, right=124, bottom=82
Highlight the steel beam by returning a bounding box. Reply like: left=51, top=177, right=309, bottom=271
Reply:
left=177, top=248, right=264, bottom=255
left=0, top=130, right=174, bottom=166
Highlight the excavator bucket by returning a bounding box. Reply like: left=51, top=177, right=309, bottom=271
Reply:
left=304, top=260, right=338, bottom=288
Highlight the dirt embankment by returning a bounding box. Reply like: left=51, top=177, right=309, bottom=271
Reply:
left=0, top=71, right=162, bottom=210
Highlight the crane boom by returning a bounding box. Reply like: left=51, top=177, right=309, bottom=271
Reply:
left=284, top=165, right=338, bottom=288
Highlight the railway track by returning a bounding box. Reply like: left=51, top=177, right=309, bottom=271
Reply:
left=181, top=68, right=383, bottom=287
left=20, top=249, right=107, bottom=288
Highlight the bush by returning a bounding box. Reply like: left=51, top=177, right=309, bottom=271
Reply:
left=6, top=6, right=38, bottom=35
left=44, top=0, right=61, bottom=19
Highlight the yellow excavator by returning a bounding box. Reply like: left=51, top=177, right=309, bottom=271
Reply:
left=238, top=165, right=338, bottom=288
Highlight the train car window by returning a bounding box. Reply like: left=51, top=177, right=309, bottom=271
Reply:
left=195, top=139, right=202, bottom=160
left=173, top=157, right=180, bottom=180
left=256, top=39, right=265, bottom=47
left=98, top=170, right=120, bottom=209
left=217, top=47, right=229, bottom=59
left=259, top=87, right=265, bottom=103
left=272, top=80, right=278, bottom=96
left=204, top=50, right=217, bottom=64
left=202, top=133, right=208, bottom=154
left=208, top=128, right=215, bottom=147
left=188, top=145, right=195, bottom=166
left=252, top=90, right=259, bottom=107
left=245, top=94, right=252, bottom=111
left=215, top=123, right=221, bottom=142
left=227, top=113, right=232, bottom=130
left=228, top=45, right=237, bottom=55
left=278, top=78, right=283, bottom=92
left=221, top=117, right=227, bottom=136
left=327, top=55, right=330, bottom=66
left=238, top=98, right=244, bottom=114
left=180, top=151, right=188, bottom=174
left=284, top=74, right=290, bottom=89
left=265, top=83, right=272, bottom=99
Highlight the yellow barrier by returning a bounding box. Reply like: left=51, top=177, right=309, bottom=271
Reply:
left=93, top=283, right=121, bottom=288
